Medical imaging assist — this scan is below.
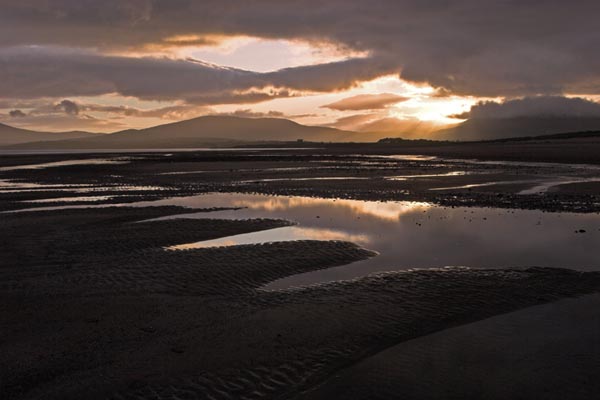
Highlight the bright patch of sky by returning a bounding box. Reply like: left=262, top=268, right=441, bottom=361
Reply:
left=180, top=37, right=367, bottom=72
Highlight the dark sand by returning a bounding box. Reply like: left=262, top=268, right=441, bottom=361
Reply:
left=1, top=147, right=600, bottom=399
left=301, top=293, right=600, bottom=400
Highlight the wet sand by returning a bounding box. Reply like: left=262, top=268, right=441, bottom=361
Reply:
left=2, top=147, right=600, bottom=213
left=1, top=147, right=600, bottom=399
left=301, top=293, right=600, bottom=400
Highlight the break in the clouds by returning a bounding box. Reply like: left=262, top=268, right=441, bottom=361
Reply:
left=322, top=94, right=408, bottom=111
left=327, top=113, right=447, bottom=137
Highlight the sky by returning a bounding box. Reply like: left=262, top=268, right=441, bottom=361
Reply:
left=1, top=1, right=600, bottom=136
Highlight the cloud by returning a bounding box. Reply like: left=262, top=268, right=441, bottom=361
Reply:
left=454, top=96, right=600, bottom=119
left=0, top=112, right=126, bottom=133
left=215, top=109, right=286, bottom=118
left=80, top=103, right=212, bottom=120
left=19, top=99, right=214, bottom=121
left=212, top=109, right=317, bottom=119
left=55, top=99, right=79, bottom=115
left=322, top=93, right=407, bottom=111
left=9, top=109, right=26, bottom=117
left=0, top=46, right=388, bottom=102
left=1, top=1, right=600, bottom=97
left=1, top=98, right=209, bottom=132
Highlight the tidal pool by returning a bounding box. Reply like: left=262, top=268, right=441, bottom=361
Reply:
left=152, top=193, right=600, bottom=289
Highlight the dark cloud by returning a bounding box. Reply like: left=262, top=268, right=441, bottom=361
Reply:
left=0, top=46, right=386, bottom=102
left=9, top=109, right=26, bottom=117
left=1, top=1, right=600, bottom=97
left=431, top=87, right=454, bottom=98
left=454, top=96, right=600, bottom=119
left=21, top=99, right=213, bottom=121
left=55, top=99, right=79, bottom=115
left=322, top=93, right=407, bottom=111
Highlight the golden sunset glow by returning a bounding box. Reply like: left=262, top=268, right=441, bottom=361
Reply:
left=2, top=2, right=600, bottom=141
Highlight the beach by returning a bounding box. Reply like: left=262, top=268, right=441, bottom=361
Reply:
left=1, top=146, right=600, bottom=399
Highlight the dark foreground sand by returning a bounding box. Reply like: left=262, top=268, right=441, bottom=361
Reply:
left=301, top=293, right=600, bottom=400
left=1, top=205, right=600, bottom=399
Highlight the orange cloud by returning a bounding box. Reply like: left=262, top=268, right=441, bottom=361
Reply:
left=322, top=93, right=408, bottom=111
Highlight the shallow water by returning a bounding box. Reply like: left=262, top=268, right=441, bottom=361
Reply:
left=23, top=195, right=119, bottom=203
left=429, top=176, right=600, bottom=193
left=236, top=171, right=471, bottom=183
left=518, top=177, right=600, bottom=194
left=150, top=193, right=600, bottom=289
left=0, top=179, right=91, bottom=190
left=0, top=158, right=131, bottom=172
left=0, top=147, right=318, bottom=156
left=0, top=179, right=166, bottom=195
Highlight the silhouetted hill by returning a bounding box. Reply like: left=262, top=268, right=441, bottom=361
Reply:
left=5, top=116, right=380, bottom=149
left=435, top=117, right=600, bottom=141
left=7, top=115, right=600, bottom=150
left=0, top=123, right=99, bottom=146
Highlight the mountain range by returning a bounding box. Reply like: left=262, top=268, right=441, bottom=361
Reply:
left=2, top=116, right=380, bottom=149
left=4, top=115, right=600, bottom=149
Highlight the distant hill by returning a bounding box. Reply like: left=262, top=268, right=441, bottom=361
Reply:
left=5, top=116, right=381, bottom=149
left=0, top=123, right=99, bottom=146
left=8, top=115, right=600, bottom=150
left=435, top=117, right=600, bottom=141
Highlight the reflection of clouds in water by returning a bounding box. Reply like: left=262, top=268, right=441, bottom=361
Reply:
left=158, top=192, right=600, bottom=288
left=20, top=190, right=598, bottom=287
left=289, top=226, right=371, bottom=244
left=231, top=195, right=430, bottom=222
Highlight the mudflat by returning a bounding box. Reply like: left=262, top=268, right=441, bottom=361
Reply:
left=2, top=146, right=600, bottom=399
